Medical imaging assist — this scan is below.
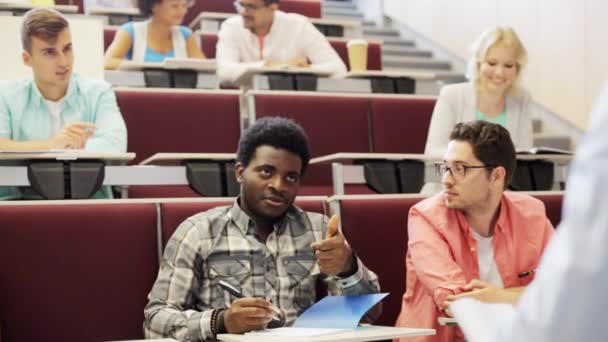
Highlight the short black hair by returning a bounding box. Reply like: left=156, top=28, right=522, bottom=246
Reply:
left=449, top=120, right=516, bottom=189
left=264, top=0, right=279, bottom=4
left=237, top=117, right=310, bottom=174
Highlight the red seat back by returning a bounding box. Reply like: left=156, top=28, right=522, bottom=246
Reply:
left=184, top=0, right=322, bottom=29
left=370, top=97, right=436, bottom=153
left=0, top=203, right=158, bottom=342
left=253, top=93, right=372, bottom=194
left=104, top=27, right=117, bottom=51
left=338, top=196, right=421, bottom=326
left=115, top=89, right=240, bottom=164
left=531, top=193, right=564, bottom=228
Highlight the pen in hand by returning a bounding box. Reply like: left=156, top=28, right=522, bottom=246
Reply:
left=218, top=280, right=282, bottom=322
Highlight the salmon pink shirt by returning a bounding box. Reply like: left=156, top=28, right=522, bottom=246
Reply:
left=395, top=191, right=554, bottom=342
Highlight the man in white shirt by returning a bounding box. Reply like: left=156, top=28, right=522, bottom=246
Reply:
left=451, top=86, right=608, bottom=342
left=216, top=0, right=347, bottom=84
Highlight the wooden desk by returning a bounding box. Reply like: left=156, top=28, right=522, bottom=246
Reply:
left=105, top=59, right=218, bottom=88
left=218, top=325, right=435, bottom=342
left=87, top=6, right=142, bottom=25
left=0, top=151, right=135, bottom=199
left=310, top=152, right=573, bottom=195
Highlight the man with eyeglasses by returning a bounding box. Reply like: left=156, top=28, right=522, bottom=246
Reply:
left=216, top=0, right=347, bottom=84
left=394, top=120, right=554, bottom=342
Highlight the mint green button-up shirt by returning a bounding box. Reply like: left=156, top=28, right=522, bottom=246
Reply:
left=0, top=74, right=127, bottom=199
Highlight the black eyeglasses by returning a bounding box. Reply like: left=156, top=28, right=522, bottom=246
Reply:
left=435, top=162, right=496, bottom=179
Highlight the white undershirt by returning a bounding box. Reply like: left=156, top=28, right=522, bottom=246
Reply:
left=471, top=229, right=504, bottom=288
left=45, top=99, right=64, bottom=137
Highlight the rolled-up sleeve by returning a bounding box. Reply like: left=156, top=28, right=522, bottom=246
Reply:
left=408, top=207, right=467, bottom=311
left=85, top=85, right=127, bottom=153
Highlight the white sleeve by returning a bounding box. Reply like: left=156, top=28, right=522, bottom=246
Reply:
left=452, top=85, right=608, bottom=342
left=424, top=85, right=458, bottom=157
left=216, top=21, right=264, bottom=84
left=300, top=21, right=347, bottom=76
left=516, top=91, right=535, bottom=150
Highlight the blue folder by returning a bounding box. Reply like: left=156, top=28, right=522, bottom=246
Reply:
left=293, top=293, right=388, bottom=329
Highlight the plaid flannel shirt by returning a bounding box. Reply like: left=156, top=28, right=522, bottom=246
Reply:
left=144, top=199, right=380, bottom=341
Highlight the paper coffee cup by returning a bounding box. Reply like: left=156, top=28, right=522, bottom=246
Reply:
left=347, top=39, right=368, bottom=71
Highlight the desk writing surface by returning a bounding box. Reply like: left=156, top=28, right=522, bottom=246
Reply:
left=0, top=2, right=78, bottom=12
left=139, top=153, right=237, bottom=165
left=310, top=153, right=437, bottom=165
left=0, top=152, right=135, bottom=167
left=0, top=151, right=135, bottom=161
left=346, top=70, right=435, bottom=80
left=218, top=326, right=435, bottom=342
left=117, top=59, right=216, bottom=71
left=87, top=6, right=140, bottom=15
left=234, top=66, right=334, bottom=85
left=515, top=153, right=573, bottom=163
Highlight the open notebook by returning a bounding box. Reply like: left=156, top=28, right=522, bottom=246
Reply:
left=245, top=293, right=388, bottom=338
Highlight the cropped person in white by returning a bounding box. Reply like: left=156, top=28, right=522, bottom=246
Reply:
left=451, top=85, right=608, bottom=342
left=216, top=0, right=347, bottom=84
left=425, top=27, right=534, bottom=159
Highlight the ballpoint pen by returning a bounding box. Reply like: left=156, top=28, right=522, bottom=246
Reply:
left=218, top=279, right=282, bottom=321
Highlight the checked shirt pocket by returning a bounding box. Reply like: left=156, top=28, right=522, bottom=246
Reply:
left=208, top=255, right=252, bottom=305
left=282, top=254, right=319, bottom=311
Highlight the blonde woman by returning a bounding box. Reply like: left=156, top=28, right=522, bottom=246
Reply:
left=104, top=0, right=205, bottom=69
left=425, top=27, right=534, bottom=158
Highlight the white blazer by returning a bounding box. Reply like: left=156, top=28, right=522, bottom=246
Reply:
left=424, top=82, right=534, bottom=157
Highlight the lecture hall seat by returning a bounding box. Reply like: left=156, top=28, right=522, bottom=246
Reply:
left=252, top=91, right=376, bottom=195
left=0, top=202, right=159, bottom=342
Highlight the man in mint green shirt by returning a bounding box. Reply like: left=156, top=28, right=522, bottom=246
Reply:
left=0, top=8, right=127, bottom=199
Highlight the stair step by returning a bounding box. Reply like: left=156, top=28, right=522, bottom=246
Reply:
left=380, top=37, right=416, bottom=47
left=533, top=134, right=572, bottom=151
left=382, top=46, right=433, bottom=58
left=363, top=27, right=400, bottom=37
left=382, top=56, right=452, bottom=70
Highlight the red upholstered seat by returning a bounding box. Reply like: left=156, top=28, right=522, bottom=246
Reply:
left=338, top=196, right=421, bottom=326
left=329, top=39, right=383, bottom=71
left=0, top=203, right=158, bottom=342
left=253, top=92, right=372, bottom=194
left=184, top=0, right=321, bottom=28
left=104, top=27, right=116, bottom=51
left=159, top=197, right=328, bottom=248
left=370, top=97, right=436, bottom=153
left=531, top=193, right=564, bottom=228
left=200, top=32, right=219, bottom=59
left=115, top=89, right=240, bottom=164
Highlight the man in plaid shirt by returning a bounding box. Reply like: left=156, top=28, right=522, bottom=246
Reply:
left=144, top=117, right=381, bottom=341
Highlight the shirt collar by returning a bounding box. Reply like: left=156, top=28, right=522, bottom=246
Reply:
left=454, top=193, right=509, bottom=238
left=230, top=196, right=298, bottom=236
left=27, top=73, right=79, bottom=110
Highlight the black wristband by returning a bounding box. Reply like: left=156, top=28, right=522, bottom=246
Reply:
left=216, top=309, right=226, bottom=334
